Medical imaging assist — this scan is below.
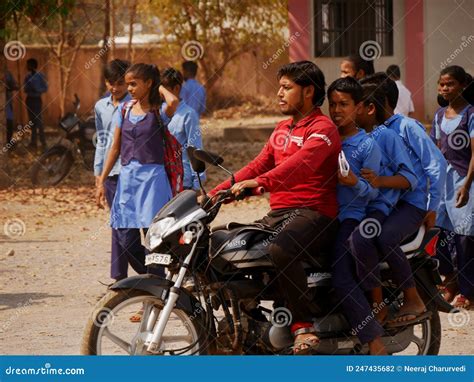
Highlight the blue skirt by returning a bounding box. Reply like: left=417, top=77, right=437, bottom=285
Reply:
left=111, top=160, right=172, bottom=229
left=436, top=164, right=474, bottom=236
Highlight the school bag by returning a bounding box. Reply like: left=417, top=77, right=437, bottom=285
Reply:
left=121, top=101, right=184, bottom=196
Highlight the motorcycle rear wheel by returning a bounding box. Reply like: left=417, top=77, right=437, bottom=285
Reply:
left=81, top=289, right=208, bottom=355
left=31, top=145, right=74, bottom=186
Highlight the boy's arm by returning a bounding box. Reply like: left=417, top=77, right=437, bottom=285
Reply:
left=93, top=104, right=105, bottom=177
left=183, top=111, right=205, bottom=189
left=160, top=85, right=179, bottom=117
left=404, top=121, right=447, bottom=211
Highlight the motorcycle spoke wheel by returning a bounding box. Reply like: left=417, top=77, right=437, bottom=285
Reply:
left=83, top=291, right=205, bottom=355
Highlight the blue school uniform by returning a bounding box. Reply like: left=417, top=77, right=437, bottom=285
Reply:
left=161, top=101, right=205, bottom=189
left=383, top=114, right=447, bottom=212
left=434, top=105, right=474, bottom=236
left=111, top=104, right=172, bottom=229
left=367, top=126, right=418, bottom=216
left=332, top=129, right=383, bottom=345
left=337, top=129, right=381, bottom=222
left=93, top=94, right=131, bottom=177
left=180, top=79, right=206, bottom=115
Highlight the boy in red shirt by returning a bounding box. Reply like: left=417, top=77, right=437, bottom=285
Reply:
left=209, top=61, right=341, bottom=354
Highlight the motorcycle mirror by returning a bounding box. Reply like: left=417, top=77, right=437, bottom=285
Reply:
left=187, top=146, right=206, bottom=173
left=194, top=149, right=224, bottom=167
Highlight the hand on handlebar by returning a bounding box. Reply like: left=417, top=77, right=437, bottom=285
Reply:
left=230, top=179, right=259, bottom=196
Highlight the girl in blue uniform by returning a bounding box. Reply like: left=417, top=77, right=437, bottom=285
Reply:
left=433, top=66, right=474, bottom=310
left=96, top=64, right=179, bottom=297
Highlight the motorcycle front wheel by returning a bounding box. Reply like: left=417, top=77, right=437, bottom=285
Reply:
left=31, top=145, right=74, bottom=186
left=81, top=289, right=208, bottom=355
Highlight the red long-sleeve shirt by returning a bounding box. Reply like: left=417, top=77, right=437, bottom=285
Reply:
left=210, top=109, right=341, bottom=218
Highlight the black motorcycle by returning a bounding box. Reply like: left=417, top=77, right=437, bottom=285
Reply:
left=82, top=147, right=454, bottom=355
left=31, top=94, right=95, bottom=186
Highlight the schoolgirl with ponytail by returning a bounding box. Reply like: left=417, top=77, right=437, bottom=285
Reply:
left=95, top=63, right=179, bottom=294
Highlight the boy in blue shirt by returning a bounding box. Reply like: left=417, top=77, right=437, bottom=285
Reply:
left=94, top=59, right=143, bottom=282
left=161, top=67, right=205, bottom=190
left=350, top=83, right=418, bottom=330
left=360, top=73, right=447, bottom=327
left=180, top=61, right=206, bottom=116
left=24, top=58, right=48, bottom=150
left=328, top=77, right=385, bottom=354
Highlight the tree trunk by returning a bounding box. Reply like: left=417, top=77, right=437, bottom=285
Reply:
left=110, top=0, right=116, bottom=59
left=100, top=0, right=111, bottom=96
left=127, top=0, right=137, bottom=62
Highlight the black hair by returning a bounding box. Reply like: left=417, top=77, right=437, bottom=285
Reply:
left=439, top=66, right=474, bottom=105
left=27, top=58, right=38, bottom=70
left=104, top=59, right=130, bottom=84
left=126, top=63, right=161, bottom=106
left=386, top=64, right=401, bottom=80
left=161, top=67, right=184, bottom=89
left=345, top=54, right=375, bottom=77
left=182, top=61, right=198, bottom=76
left=327, top=77, right=363, bottom=104
left=361, top=83, right=387, bottom=125
left=277, top=60, right=326, bottom=106
left=360, top=72, right=399, bottom=110
left=463, top=73, right=474, bottom=105
left=440, top=65, right=468, bottom=85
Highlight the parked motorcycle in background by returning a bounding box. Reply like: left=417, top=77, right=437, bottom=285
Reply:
left=31, top=94, right=96, bottom=186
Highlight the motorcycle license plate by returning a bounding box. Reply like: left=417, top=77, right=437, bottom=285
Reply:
left=145, top=254, right=172, bottom=266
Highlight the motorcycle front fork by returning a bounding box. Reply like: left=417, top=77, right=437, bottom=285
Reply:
left=144, top=227, right=203, bottom=353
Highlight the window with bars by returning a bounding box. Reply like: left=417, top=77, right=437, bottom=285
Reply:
left=314, top=0, right=394, bottom=57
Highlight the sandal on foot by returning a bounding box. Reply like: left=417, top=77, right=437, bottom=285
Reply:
left=129, top=309, right=144, bottom=323
left=386, top=310, right=431, bottom=328
left=293, top=327, right=320, bottom=355
left=453, top=295, right=472, bottom=310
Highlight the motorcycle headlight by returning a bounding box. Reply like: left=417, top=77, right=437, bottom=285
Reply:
left=145, top=217, right=176, bottom=251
